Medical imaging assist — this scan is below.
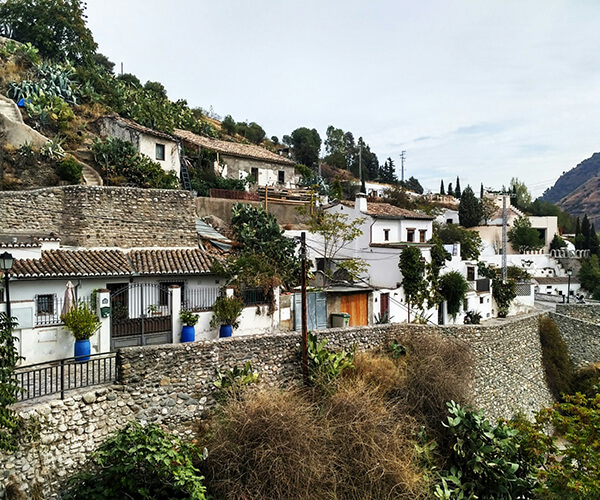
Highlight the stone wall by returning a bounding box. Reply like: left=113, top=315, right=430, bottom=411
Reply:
left=550, top=311, right=600, bottom=368
left=555, top=303, right=600, bottom=324
left=0, top=186, right=197, bottom=247
left=195, top=196, right=309, bottom=225
left=1, top=316, right=553, bottom=498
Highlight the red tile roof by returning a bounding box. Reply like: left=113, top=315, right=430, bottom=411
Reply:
left=174, top=129, right=296, bottom=166
left=339, top=201, right=433, bottom=220
left=128, top=248, right=217, bottom=275
left=101, top=115, right=176, bottom=142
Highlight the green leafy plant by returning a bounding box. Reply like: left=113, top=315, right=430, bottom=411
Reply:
left=213, top=361, right=259, bottom=401
left=62, top=421, right=206, bottom=499
left=61, top=302, right=100, bottom=340
left=539, top=316, right=574, bottom=400
left=0, top=313, right=23, bottom=451
left=508, top=216, right=544, bottom=253
left=374, top=311, right=392, bottom=324
left=306, top=332, right=354, bottom=385
left=388, top=340, right=407, bottom=359
left=463, top=310, right=481, bottom=324
left=209, top=294, right=244, bottom=329
left=439, top=271, right=469, bottom=320
left=399, top=246, right=427, bottom=319
left=179, top=310, right=199, bottom=327
left=492, top=278, right=517, bottom=318
left=55, top=156, right=82, bottom=184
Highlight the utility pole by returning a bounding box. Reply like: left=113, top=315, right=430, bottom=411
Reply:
left=300, top=232, right=308, bottom=385
left=400, top=151, right=406, bottom=183
left=358, top=143, right=362, bottom=182
left=502, top=194, right=507, bottom=281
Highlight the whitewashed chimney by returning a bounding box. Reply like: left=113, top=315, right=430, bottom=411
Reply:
left=355, top=193, right=367, bottom=214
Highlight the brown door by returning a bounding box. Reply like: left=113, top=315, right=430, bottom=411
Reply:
left=340, top=293, right=368, bottom=326
left=380, top=293, right=389, bottom=319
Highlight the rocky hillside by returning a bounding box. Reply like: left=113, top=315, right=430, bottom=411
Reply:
left=541, top=153, right=600, bottom=225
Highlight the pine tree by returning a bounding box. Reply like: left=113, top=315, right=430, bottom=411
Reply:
left=455, top=176, right=462, bottom=198
left=440, top=180, right=445, bottom=195
left=458, top=186, right=483, bottom=228
left=448, top=183, right=454, bottom=197
left=582, top=214, right=591, bottom=250
left=480, top=183, right=484, bottom=199
left=590, top=222, right=599, bottom=255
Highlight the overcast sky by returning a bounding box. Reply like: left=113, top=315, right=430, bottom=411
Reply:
left=86, top=0, right=600, bottom=197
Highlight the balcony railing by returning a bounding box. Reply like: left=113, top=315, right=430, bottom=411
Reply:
left=182, top=287, right=221, bottom=312
left=35, top=295, right=93, bottom=326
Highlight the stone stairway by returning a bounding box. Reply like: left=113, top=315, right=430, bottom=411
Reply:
left=0, top=96, right=23, bottom=123
left=72, top=147, right=103, bottom=187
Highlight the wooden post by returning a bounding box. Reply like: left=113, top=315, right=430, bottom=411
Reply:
left=301, top=232, right=308, bottom=385
left=265, top=185, right=269, bottom=211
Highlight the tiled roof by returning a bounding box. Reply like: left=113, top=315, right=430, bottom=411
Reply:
left=0, top=234, right=60, bottom=248
left=128, top=249, right=218, bottom=275
left=174, top=129, right=296, bottom=166
left=534, top=277, right=580, bottom=285
left=102, top=114, right=176, bottom=142
left=339, top=201, right=433, bottom=220
left=11, top=250, right=133, bottom=278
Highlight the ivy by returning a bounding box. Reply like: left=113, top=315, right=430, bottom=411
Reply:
left=439, top=271, right=469, bottom=319
left=0, top=313, right=23, bottom=451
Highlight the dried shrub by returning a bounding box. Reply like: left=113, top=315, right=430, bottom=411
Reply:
left=572, top=362, right=600, bottom=398
left=539, top=316, right=573, bottom=400
left=397, top=331, right=473, bottom=438
left=345, top=351, right=407, bottom=396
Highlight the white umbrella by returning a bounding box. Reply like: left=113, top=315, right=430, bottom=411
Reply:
left=62, top=281, right=76, bottom=317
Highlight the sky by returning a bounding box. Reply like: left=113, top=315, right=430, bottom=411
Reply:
left=85, top=0, right=600, bottom=197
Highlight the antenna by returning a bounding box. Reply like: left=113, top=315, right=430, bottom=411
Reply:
left=400, top=151, right=406, bottom=183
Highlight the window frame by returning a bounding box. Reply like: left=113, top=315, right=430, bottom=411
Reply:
left=36, top=294, right=56, bottom=316
left=278, top=170, right=285, bottom=185
left=383, top=229, right=390, bottom=241
left=406, top=228, right=415, bottom=243
left=155, top=143, right=166, bottom=161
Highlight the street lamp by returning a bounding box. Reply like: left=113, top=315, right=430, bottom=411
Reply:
left=567, top=268, right=573, bottom=304
left=0, top=251, right=14, bottom=319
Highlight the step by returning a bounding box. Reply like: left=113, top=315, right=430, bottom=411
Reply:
left=0, top=98, right=23, bottom=123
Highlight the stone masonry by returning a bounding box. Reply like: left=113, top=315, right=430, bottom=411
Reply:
left=0, top=186, right=197, bottom=248
left=550, top=304, right=600, bottom=368
left=1, top=315, right=553, bottom=498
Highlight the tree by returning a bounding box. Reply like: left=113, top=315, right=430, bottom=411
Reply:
left=591, top=223, right=599, bottom=255
left=447, top=183, right=454, bottom=197
left=144, top=81, right=167, bottom=98
left=455, top=176, right=462, bottom=199
left=480, top=183, right=484, bottom=199
left=324, top=125, right=347, bottom=169
left=306, top=210, right=367, bottom=282
left=401, top=176, right=423, bottom=194
left=0, top=0, right=98, bottom=63
left=582, top=214, right=591, bottom=250
left=439, top=271, right=469, bottom=319
left=435, top=223, right=483, bottom=261
left=509, top=177, right=532, bottom=211
left=398, top=246, right=427, bottom=321
left=0, top=313, right=21, bottom=451
left=221, top=115, right=237, bottom=135
left=458, top=186, right=483, bottom=228
left=245, top=122, right=266, bottom=145
left=379, top=157, right=397, bottom=184
left=508, top=216, right=544, bottom=253
left=440, top=180, right=445, bottom=195
left=481, top=196, right=497, bottom=225
left=578, top=255, right=600, bottom=293
left=549, top=233, right=567, bottom=251
left=290, top=127, right=321, bottom=167
left=270, top=136, right=279, bottom=145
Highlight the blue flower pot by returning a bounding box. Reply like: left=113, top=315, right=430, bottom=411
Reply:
left=181, top=325, right=195, bottom=343
left=74, top=339, right=91, bottom=362
left=219, top=324, right=233, bottom=338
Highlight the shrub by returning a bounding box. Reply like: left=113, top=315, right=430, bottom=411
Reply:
left=209, top=294, right=244, bottom=329
left=213, top=361, right=259, bottom=401
left=572, top=362, right=600, bottom=398
left=439, top=271, right=469, bottom=319
left=61, top=302, right=100, bottom=340
left=345, top=351, right=406, bottom=396
left=55, top=156, right=82, bottom=184
left=179, top=310, right=199, bottom=327
left=539, top=316, right=573, bottom=400
left=492, top=278, right=517, bottom=318
left=62, top=422, right=206, bottom=499
left=306, top=331, right=354, bottom=387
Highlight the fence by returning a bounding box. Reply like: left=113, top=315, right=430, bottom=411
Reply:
left=14, top=352, right=117, bottom=402
left=209, top=188, right=260, bottom=201
left=515, top=282, right=533, bottom=297
left=182, top=287, right=220, bottom=311
left=34, top=294, right=94, bottom=326
left=241, top=287, right=269, bottom=306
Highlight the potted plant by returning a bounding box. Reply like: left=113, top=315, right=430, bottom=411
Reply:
left=179, top=310, right=199, bottom=342
left=210, top=294, right=244, bottom=338
left=61, top=302, right=101, bottom=362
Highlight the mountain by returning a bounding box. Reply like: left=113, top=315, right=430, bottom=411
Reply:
left=541, top=153, right=600, bottom=225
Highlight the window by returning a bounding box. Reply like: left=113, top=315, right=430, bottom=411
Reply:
left=406, top=229, right=415, bottom=242
left=0, top=288, right=3, bottom=303
left=159, top=281, right=185, bottom=306
left=251, top=167, right=259, bottom=183
left=37, top=294, right=55, bottom=315
left=155, top=143, right=166, bottom=161
left=419, top=229, right=427, bottom=243
left=383, top=229, right=390, bottom=241
left=278, top=170, right=285, bottom=184
left=447, top=218, right=453, bottom=224
left=467, top=266, right=475, bottom=281
left=480, top=297, right=484, bottom=304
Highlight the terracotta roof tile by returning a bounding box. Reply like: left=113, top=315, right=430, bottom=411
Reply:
left=339, top=201, right=433, bottom=220
left=174, top=129, right=296, bottom=166
left=11, top=250, right=133, bottom=278
left=128, top=248, right=219, bottom=275
left=100, top=114, right=177, bottom=142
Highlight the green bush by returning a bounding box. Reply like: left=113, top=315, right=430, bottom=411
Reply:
left=62, top=421, right=206, bottom=499
left=56, top=156, right=82, bottom=184
left=179, top=310, right=199, bottom=327
left=306, top=332, right=354, bottom=386
left=572, top=362, right=600, bottom=398
left=439, top=271, right=469, bottom=319
left=61, top=302, right=100, bottom=340
left=539, top=316, right=574, bottom=400
left=213, top=361, right=259, bottom=401
left=209, top=294, right=244, bottom=330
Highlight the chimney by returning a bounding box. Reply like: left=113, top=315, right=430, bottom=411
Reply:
left=355, top=192, right=367, bottom=214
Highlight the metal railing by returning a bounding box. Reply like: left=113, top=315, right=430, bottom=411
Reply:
left=241, top=287, right=269, bottom=306
left=14, top=352, right=117, bottom=402
left=182, top=287, right=220, bottom=311
left=34, top=295, right=93, bottom=326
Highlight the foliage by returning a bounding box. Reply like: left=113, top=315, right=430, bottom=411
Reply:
left=435, top=401, right=539, bottom=499
left=40, top=134, right=66, bottom=160
left=508, top=216, right=544, bottom=253
left=179, top=310, right=199, bottom=327
left=306, top=332, right=354, bottom=386
left=290, top=127, right=321, bottom=167
left=209, top=294, right=244, bottom=329
left=399, top=246, right=427, bottom=313
left=435, top=222, right=482, bottom=261
left=379, top=156, right=398, bottom=184
left=549, top=233, right=567, bottom=250
left=0, top=313, right=22, bottom=452
left=578, top=255, right=600, bottom=293
left=8, top=61, right=79, bottom=105
left=509, top=177, right=532, bottom=210
left=236, top=121, right=266, bottom=144
left=480, top=195, right=498, bottom=225
left=0, top=0, right=97, bottom=63
left=439, top=271, right=469, bottom=319
left=383, top=184, right=416, bottom=209
left=426, top=238, right=452, bottom=307
left=463, top=310, right=481, bottom=324
left=454, top=176, right=461, bottom=198
left=62, top=421, right=206, bottom=499
left=92, top=137, right=179, bottom=189
left=492, top=278, right=517, bottom=318
left=61, top=302, right=100, bottom=340
left=572, top=362, right=600, bottom=398
left=24, top=93, right=75, bottom=131
left=400, top=175, right=424, bottom=194
left=221, top=114, right=236, bottom=135
left=305, top=209, right=366, bottom=282
left=213, top=361, right=259, bottom=401
left=539, top=316, right=574, bottom=400
left=388, top=340, right=407, bottom=359
left=458, top=186, right=482, bottom=228
left=55, top=155, right=82, bottom=183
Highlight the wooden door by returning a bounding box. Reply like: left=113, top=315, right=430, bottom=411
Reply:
left=340, top=293, right=368, bottom=326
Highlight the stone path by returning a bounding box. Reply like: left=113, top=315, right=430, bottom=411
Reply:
left=0, top=96, right=22, bottom=123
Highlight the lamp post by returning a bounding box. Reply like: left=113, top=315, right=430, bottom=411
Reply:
left=567, top=268, right=573, bottom=304
left=0, top=251, right=14, bottom=320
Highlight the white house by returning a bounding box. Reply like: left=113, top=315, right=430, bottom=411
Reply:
left=97, top=115, right=181, bottom=177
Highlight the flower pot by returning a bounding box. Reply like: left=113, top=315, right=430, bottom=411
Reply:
left=219, top=324, right=233, bottom=338
left=74, top=339, right=91, bottom=362
left=181, top=325, right=195, bottom=343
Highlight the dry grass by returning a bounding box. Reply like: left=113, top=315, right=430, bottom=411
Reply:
left=572, top=362, right=600, bottom=398
left=344, top=351, right=407, bottom=396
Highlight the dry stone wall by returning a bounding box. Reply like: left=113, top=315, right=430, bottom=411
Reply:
left=0, top=186, right=197, bottom=247
left=556, top=303, right=600, bottom=325
left=1, top=316, right=552, bottom=499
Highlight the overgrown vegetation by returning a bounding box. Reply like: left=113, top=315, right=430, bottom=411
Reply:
left=539, top=316, right=574, bottom=400
left=439, top=271, right=469, bottom=319
left=0, top=313, right=22, bottom=451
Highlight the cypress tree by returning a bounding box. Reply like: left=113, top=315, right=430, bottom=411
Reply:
left=575, top=217, right=581, bottom=236
left=440, top=180, right=445, bottom=195
left=448, top=183, right=454, bottom=197
left=590, top=222, right=599, bottom=255
left=480, top=183, right=484, bottom=199
left=582, top=214, right=591, bottom=250
left=458, top=186, right=483, bottom=228
left=455, top=176, right=462, bottom=198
